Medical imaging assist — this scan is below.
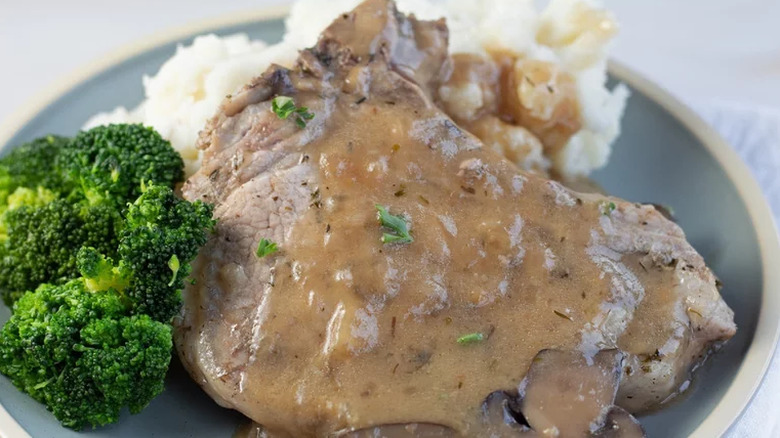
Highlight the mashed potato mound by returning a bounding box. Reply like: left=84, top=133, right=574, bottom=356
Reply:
left=85, top=0, right=628, bottom=179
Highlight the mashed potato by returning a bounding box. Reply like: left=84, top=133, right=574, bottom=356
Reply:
left=85, top=0, right=628, bottom=179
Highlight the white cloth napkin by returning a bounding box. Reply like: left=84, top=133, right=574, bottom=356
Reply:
left=696, top=103, right=780, bottom=437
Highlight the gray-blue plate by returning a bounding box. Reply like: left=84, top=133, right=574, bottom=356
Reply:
left=0, top=9, right=778, bottom=438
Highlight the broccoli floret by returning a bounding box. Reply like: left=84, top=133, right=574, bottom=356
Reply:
left=120, top=185, right=214, bottom=321
left=0, top=186, right=58, bottom=238
left=61, top=124, right=184, bottom=206
left=0, top=124, right=188, bottom=308
left=6, top=186, right=58, bottom=210
left=0, top=135, right=71, bottom=201
left=0, top=135, right=72, bottom=235
left=77, top=185, right=214, bottom=322
left=0, top=125, right=214, bottom=430
left=0, top=185, right=214, bottom=429
left=0, top=280, right=172, bottom=430
left=76, top=247, right=129, bottom=293
left=0, top=199, right=122, bottom=306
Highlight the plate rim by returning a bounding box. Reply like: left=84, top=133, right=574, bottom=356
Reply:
left=0, top=7, right=778, bottom=438
left=608, top=61, right=780, bottom=437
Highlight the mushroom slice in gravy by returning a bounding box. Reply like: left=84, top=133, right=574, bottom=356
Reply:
left=517, top=349, right=628, bottom=437
left=332, top=350, right=646, bottom=438
left=480, top=391, right=534, bottom=437
left=593, top=407, right=646, bottom=438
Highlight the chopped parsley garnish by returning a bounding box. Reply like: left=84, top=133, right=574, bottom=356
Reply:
left=601, top=201, right=616, bottom=216
left=456, top=332, right=484, bottom=345
left=271, top=96, right=314, bottom=128
left=375, top=204, right=413, bottom=244
left=256, top=238, right=278, bottom=258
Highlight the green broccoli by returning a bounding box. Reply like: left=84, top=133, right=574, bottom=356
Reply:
left=77, top=185, right=215, bottom=322
left=60, top=124, right=184, bottom=207
left=76, top=247, right=129, bottom=293
left=0, top=124, right=187, bottom=307
left=0, top=135, right=71, bottom=202
left=0, top=186, right=58, bottom=237
left=0, top=280, right=172, bottom=430
left=0, top=135, right=71, bottom=235
left=0, top=124, right=215, bottom=430
left=0, top=186, right=214, bottom=429
left=6, top=186, right=58, bottom=210
left=0, top=199, right=122, bottom=306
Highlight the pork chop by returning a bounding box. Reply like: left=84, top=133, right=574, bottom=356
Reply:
left=175, top=0, right=736, bottom=436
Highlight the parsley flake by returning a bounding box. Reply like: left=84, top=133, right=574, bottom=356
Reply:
left=375, top=204, right=413, bottom=244
left=456, top=332, right=484, bottom=345
left=271, top=96, right=315, bottom=128
left=256, top=238, right=278, bottom=258
left=601, top=201, right=616, bottom=216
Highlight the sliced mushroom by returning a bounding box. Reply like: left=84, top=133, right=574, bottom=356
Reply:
left=319, top=349, right=648, bottom=438
left=335, top=423, right=455, bottom=438
left=593, top=407, right=646, bottom=438
left=480, top=391, right=535, bottom=437
left=518, top=349, right=624, bottom=437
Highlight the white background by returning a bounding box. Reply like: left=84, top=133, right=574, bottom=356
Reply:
left=1, top=0, right=779, bottom=123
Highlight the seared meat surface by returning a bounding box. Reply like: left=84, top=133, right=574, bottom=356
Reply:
left=175, top=0, right=736, bottom=436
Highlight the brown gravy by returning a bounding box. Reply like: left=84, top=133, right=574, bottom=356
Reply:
left=238, top=102, right=679, bottom=436
left=178, top=1, right=734, bottom=436
left=193, top=76, right=684, bottom=436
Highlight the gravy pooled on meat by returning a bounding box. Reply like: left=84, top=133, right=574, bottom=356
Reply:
left=176, top=1, right=736, bottom=436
